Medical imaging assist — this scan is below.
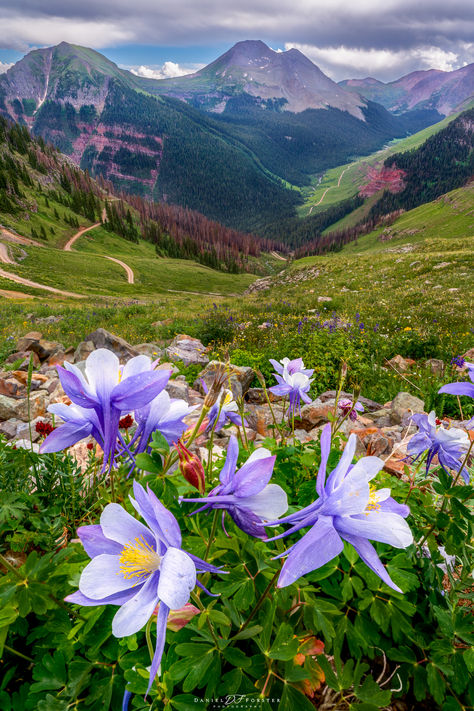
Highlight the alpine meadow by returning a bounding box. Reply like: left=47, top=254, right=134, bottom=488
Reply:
left=0, top=8, right=473, bottom=711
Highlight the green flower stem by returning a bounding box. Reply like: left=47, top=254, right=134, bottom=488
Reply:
left=145, top=616, right=154, bottom=664
left=234, top=568, right=280, bottom=638
left=191, top=591, right=220, bottom=648
left=204, top=509, right=219, bottom=562
left=4, top=644, right=34, bottom=663
left=262, top=385, right=281, bottom=441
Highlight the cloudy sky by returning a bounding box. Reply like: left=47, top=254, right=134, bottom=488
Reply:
left=0, top=0, right=473, bottom=82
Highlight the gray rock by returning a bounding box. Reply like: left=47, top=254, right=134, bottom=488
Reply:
left=195, top=361, right=254, bottom=399
left=390, top=392, right=425, bottom=424
left=13, top=439, right=40, bottom=453
left=0, top=395, right=18, bottom=421
left=425, top=358, right=445, bottom=376
left=84, top=328, right=140, bottom=362
left=166, top=335, right=209, bottom=368
left=134, top=343, right=164, bottom=358
left=166, top=378, right=190, bottom=402
left=74, top=340, right=95, bottom=362
left=14, top=391, right=48, bottom=422
left=0, top=418, right=23, bottom=439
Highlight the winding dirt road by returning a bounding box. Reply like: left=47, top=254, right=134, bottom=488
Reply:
left=308, top=166, right=351, bottom=215
left=104, top=256, right=134, bottom=284
left=0, top=243, right=14, bottom=265
left=0, top=267, right=84, bottom=298
left=63, top=223, right=101, bottom=251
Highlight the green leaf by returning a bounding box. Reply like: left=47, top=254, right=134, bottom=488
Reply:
left=134, top=453, right=162, bottom=474
left=175, top=643, right=213, bottom=658
left=223, top=648, right=252, bottom=668
left=387, top=646, right=416, bottom=663
left=356, top=676, right=391, bottom=706
left=150, top=431, right=170, bottom=455
left=278, top=684, right=315, bottom=711
left=427, top=663, right=445, bottom=705
left=268, top=623, right=299, bottom=661
left=31, top=651, right=67, bottom=693
left=172, top=695, right=201, bottom=711
left=232, top=625, right=263, bottom=640
left=182, top=654, right=214, bottom=692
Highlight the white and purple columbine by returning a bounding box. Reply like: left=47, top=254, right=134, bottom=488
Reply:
left=180, top=435, right=288, bottom=539
left=131, top=390, right=196, bottom=454
left=40, top=350, right=171, bottom=471
left=439, top=362, right=474, bottom=429
left=268, top=424, right=413, bottom=590
left=407, top=411, right=470, bottom=483
left=66, top=481, right=221, bottom=695
left=339, top=398, right=364, bottom=421
left=206, top=388, right=243, bottom=432
left=269, top=357, right=314, bottom=414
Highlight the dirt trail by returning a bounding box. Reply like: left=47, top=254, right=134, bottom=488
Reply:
left=104, top=256, right=135, bottom=284
left=0, top=288, right=35, bottom=299
left=0, top=267, right=84, bottom=298
left=0, top=243, right=15, bottom=265
left=270, top=251, right=287, bottom=261
left=308, top=166, right=350, bottom=215
left=63, top=222, right=101, bottom=251
left=0, top=228, right=41, bottom=246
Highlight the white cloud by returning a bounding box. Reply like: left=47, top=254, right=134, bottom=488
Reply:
left=0, top=16, right=133, bottom=51
left=0, top=61, right=13, bottom=73
left=129, top=61, right=203, bottom=80
left=284, top=42, right=461, bottom=80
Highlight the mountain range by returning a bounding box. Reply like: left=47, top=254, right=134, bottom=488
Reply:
left=1, top=40, right=473, bottom=233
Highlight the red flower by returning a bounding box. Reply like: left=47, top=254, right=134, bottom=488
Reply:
left=35, top=420, right=55, bottom=437
left=87, top=442, right=94, bottom=451
left=119, top=414, right=134, bottom=430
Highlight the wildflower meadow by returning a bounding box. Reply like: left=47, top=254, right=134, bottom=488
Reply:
left=0, top=346, right=472, bottom=711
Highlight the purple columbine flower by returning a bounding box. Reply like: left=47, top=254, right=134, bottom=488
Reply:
left=206, top=388, right=244, bottom=432
left=41, top=351, right=170, bottom=471
left=439, top=364, right=474, bottom=429
left=40, top=402, right=103, bottom=453
left=269, top=368, right=313, bottom=414
left=66, top=481, right=221, bottom=695
left=407, top=411, right=470, bottom=482
left=180, top=436, right=288, bottom=539
left=132, top=391, right=196, bottom=454
left=269, top=357, right=313, bottom=377
left=339, top=399, right=364, bottom=421
left=267, top=424, right=413, bottom=591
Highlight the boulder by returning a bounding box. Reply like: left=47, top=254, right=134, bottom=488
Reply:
left=246, top=388, right=282, bottom=404
left=0, top=395, right=18, bottom=421
left=387, top=355, right=416, bottom=372
left=16, top=331, right=63, bottom=362
left=0, top=376, right=26, bottom=399
left=462, top=347, right=474, bottom=362
left=84, top=328, right=140, bottom=362
left=245, top=403, right=285, bottom=436
left=195, top=361, right=254, bottom=399
left=424, top=358, right=445, bottom=376
left=15, top=391, right=48, bottom=422
left=0, top=418, right=23, bottom=439
left=74, top=340, right=95, bottom=362
left=5, top=351, right=40, bottom=369
left=134, top=343, right=164, bottom=359
left=156, top=361, right=179, bottom=374
left=295, top=399, right=333, bottom=431
left=390, top=392, right=425, bottom=425
left=16, top=331, right=42, bottom=352
left=166, top=377, right=190, bottom=403
left=166, top=335, right=209, bottom=368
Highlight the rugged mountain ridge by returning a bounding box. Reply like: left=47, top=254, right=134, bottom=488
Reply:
left=340, top=63, right=474, bottom=116
left=0, top=41, right=447, bottom=232
left=142, top=40, right=367, bottom=118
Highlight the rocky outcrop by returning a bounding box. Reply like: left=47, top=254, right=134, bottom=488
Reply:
left=166, top=335, right=209, bottom=368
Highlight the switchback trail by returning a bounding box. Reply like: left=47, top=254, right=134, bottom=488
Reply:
left=63, top=222, right=101, bottom=251
left=308, top=166, right=350, bottom=215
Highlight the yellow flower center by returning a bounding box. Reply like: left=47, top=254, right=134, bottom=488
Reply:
left=365, top=485, right=381, bottom=514
left=119, top=536, right=161, bottom=581
left=223, top=390, right=233, bottom=405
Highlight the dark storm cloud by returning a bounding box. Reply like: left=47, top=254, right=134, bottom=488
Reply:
left=0, top=0, right=472, bottom=80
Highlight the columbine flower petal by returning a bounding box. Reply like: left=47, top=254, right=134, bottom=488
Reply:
left=112, top=573, right=160, bottom=637
left=79, top=553, right=137, bottom=599
left=157, top=547, right=196, bottom=609
left=100, top=502, right=154, bottom=547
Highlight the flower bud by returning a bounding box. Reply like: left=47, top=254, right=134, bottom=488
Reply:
left=176, top=440, right=205, bottom=494
left=166, top=603, right=200, bottom=631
